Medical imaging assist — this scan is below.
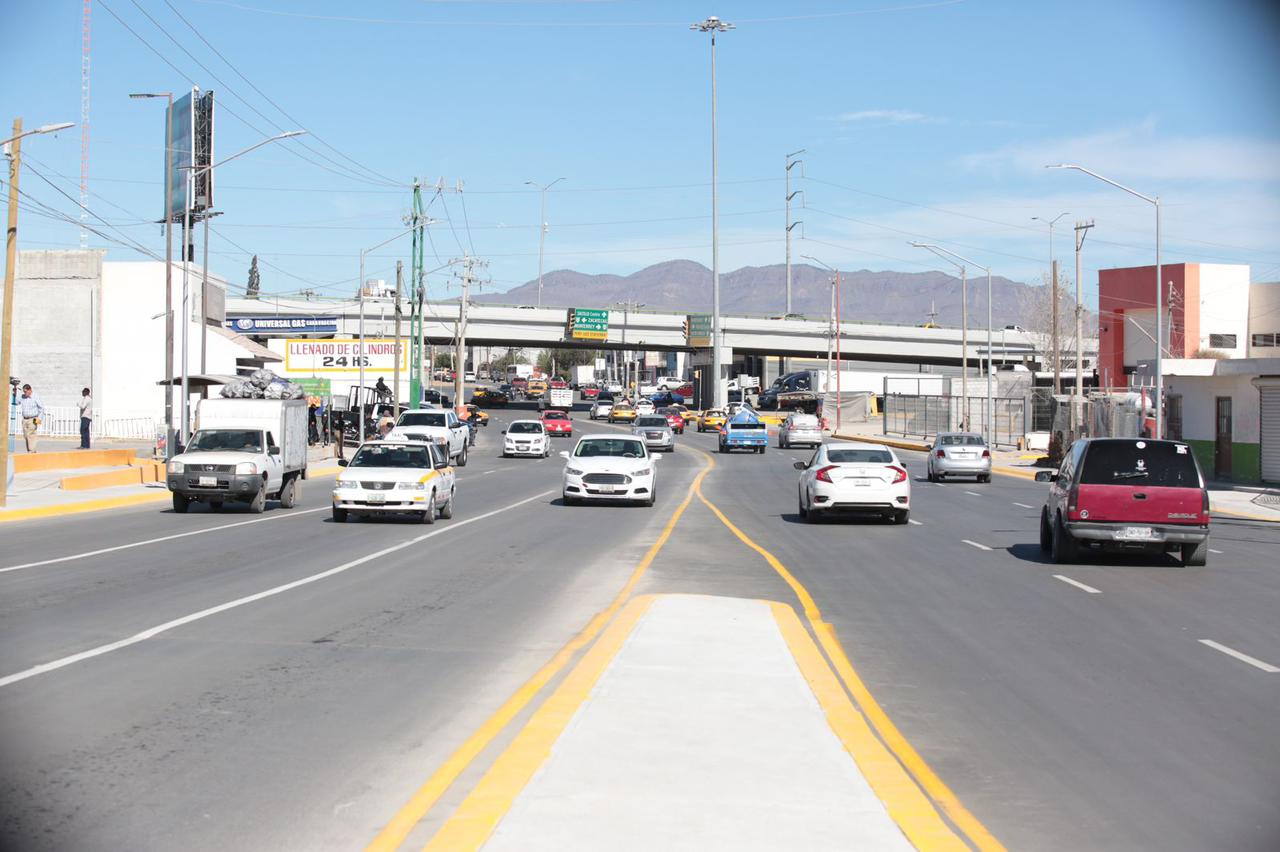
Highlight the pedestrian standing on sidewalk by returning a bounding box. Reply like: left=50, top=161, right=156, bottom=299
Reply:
left=78, top=387, right=94, bottom=449
left=18, top=384, right=45, bottom=453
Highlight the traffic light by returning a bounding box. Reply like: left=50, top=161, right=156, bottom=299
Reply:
left=682, top=316, right=691, bottom=339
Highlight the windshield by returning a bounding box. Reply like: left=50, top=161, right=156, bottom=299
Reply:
left=636, top=417, right=667, bottom=427
left=1080, top=440, right=1201, bottom=488
left=187, top=429, right=263, bottom=453
left=940, top=434, right=985, bottom=446
left=508, top=422, right=545, bottom=434
left=399, top=412, right=447, bottom=428
left=574, top=438, right=647, bottom=459
left=350, top=444, right=434, bottom=468
left=544, top=412, right=568, bottom=421
left=829, top=448, right=893, bottom=464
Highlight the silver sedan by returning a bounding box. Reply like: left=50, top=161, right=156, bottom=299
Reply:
left=632, top=415, right=675, bottom=452
left=926, top=432, right=992, bottom=482
left=778, top=413, right=823, bottom=448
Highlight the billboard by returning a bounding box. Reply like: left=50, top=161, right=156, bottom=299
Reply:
left=166, top=90, right=195, bottom=223
left=567, top=308, right=609, bottom=341
left=228, top=316, right=339, bottom=334
left=283, top=339, right=407, bottom=375
left=193, top=90, right=214, bottom=214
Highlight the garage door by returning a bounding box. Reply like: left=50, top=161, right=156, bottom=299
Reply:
left=1260, top=383, right=1280, bottom=483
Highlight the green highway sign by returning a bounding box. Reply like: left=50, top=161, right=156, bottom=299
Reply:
left=686, top=313, right=712, bottom=347
left=567, top=308, right=610, bottom=340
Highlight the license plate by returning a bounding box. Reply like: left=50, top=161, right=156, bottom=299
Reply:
left=198, top=475, right=217, bottom=487
left=852, top=480, right=872, bottom=487
left=597, top=485, right=616, bottom=494
left=1119, top=526, right=1154, bottom=540
left=955, top=453, right=973, bottom=460
left=367, top=493, right=386, bottom=504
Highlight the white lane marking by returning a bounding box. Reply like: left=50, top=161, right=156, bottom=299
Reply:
left=964, top=490, right=982, bottom=497
left=1198, top=640, right=1280, bottom=673
left=1053, top=574, right=1102, bottom=594
left=961, top=539, right=992, bottom=551
left=908, top=519, right=922, bottom=526
left=1209, top=548, right=1224, bottom=554
left=0, top=490, right=556, bottom=689
left=1013, top=502, right=1035, bottom=509
left=933, top=482, right=947, bottom=487
left=0, top=507, right=328, bottom=574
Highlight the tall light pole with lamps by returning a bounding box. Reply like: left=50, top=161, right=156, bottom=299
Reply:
left=911, top=243, right=994, bottom=446
left=691, top=15, right=733, bottom=409
left=1, top=119, right=74, bottom=507
left=1032, top=211, right=1069, bottom=394
left=525, top=178, right=565, bottom=308
left=801, top=255, right=842, bottom=432
left=1048, top=164, right=1163, bottom=438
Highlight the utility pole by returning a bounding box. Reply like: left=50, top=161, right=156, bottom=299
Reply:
left=526, top=178, right=565, bottom=308
left=393, top=260, right=403, bottom=411
left=784, top=149, right=804, bottom=315
left=1073, top=219, right=1094, bottom=431
left=0, top=120, right=23, bottom=508
left=1051, top=258, right=1060, bottom=396
left=452, top=254, right=486, bottom=411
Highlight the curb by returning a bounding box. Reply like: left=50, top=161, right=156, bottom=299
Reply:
left=832, top=433, right=931, bottom=453
left=1211, top=506, right=1280, bottom=523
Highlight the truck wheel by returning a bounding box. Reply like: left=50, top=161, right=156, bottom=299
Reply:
left=172, top=493, right=190, bottom=513
left=1051, top=513, right=1077, bottom=564
left=249, top=485, right=266, bottom=514
left=439, top=490, right=454, bottom=520
left=456, top=445, right=468, bottom=467
left=279, top=475, right=298, bottom=509
left=421, top=490, right=436, bottom=524
left=1039, top=510, right=1052, bottom=552
left=332, top=506, right=348, bottom=523
left=1182, top=539, right=1208, bottom=567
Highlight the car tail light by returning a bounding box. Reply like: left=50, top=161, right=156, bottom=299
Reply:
left=815, top=465, right=838, bottom=483
left=1201, top=488, right=1210, bottom=523
left=1067, top=480, right=1081, bottom=520
left=889, top=466, right=907, bottom=484
left=936, top=449, right=945, bottom=458
left=982, top=449, right=990, bottom=458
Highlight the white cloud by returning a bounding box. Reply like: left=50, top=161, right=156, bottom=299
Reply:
left=964, top=121, right=1280, bottom=182
left=834, top=109, right=940, bottom=124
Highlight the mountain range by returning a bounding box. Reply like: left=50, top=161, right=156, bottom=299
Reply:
left=476, top=260, right=1082, bottom=330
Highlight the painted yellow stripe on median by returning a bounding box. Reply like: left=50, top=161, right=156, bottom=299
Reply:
left=423, top=594, right=657, bottom=851
left=365, top=453, right=714, bottom=852
left=690, top=446, right=1006, bottom=852
left=770, top=601, right=968, bottom=852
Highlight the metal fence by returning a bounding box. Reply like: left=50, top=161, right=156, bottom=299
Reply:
left=883, top=394, right=1027, bottom=448
left=34, top=406, right=159, bottom=440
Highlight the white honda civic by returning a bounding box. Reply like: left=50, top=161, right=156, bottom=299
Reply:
left=561, top=434, right=659, bottom=507
left=794, top=441, right=911, bottom=524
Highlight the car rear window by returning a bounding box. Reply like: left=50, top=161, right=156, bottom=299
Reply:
left=828, top=449, right=893, bottom=463
left=940, top=434, right=984, bottom=446
left=790, top=416, right=819, bottom=427
left=729, top=422, right=765, bottom=430
left=636, top=417, right=667, bottom=427
left=1079, top=440, right=1201, bottom=488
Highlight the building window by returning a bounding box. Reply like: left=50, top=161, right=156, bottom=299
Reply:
left=1209, top=333, right=1238, bottom=349
left=1253, top=332, right=1279, bottom=348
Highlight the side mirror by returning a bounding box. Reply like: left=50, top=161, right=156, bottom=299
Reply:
left=268, top=445, right=281, bottom=456
left=559, top=450, right=570, bottom=459
left=793, top=461, right=807, bottom=471
left=501, top=429, right=507, bottom=434
left=338, top=458, right=348, bottom=467
left=435, top=460, right=449, bottom=470
left=1034, top=470, right=1058, bottom=483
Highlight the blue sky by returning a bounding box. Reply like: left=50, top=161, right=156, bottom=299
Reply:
left=5, top=0, right=1280, bottom=305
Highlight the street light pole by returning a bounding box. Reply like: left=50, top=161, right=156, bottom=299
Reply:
left=1072, top=220, right=1094, bottom=433
left=692, top=15, right=734, bottom=410
left=1, top=119, right=74, bottom=507
left=801, top=255, right=842, bottom=432
left=911, top=242, right=995, bottom=446
left=525, top=178, right=565, bottom=309
left=1048, top=164, right=1162, bottom=438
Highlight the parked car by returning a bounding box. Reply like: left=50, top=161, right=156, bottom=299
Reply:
left=541, top=409, right=574, bottom=437
left=502, top=420, right=551, bottom=458
left=332, top=440, right=455, bottom=524
left=657, top=406, right=686, bottom=434
left=927, top=432, right=991, bottom=482
left=560, top=434, right=660, bottom=506
left=633, top=414, right=675, bottom=453
left=1036, top=438, right=1210, bottom=565
left=778, top=413, right=823, bottom=448
left=794, top=442, right=910, bottom=524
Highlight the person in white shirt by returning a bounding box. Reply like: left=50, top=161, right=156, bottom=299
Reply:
left=78, top=387, right=94, bottom=449
left=18, top=384, right=45, bottom=453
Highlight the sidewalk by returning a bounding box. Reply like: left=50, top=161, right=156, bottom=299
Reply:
left=429, top=595, right=967, bottom=851
left=0, top=444, right=340, bottom=523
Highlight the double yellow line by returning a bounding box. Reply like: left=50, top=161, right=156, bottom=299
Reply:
left=369, top=444, right=1004, bottom=852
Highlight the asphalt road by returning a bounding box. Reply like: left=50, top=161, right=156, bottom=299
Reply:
left=2, top=404, right=1277, bottom=851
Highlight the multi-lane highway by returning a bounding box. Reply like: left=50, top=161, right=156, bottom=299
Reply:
left=2, top=404, right=1278, bottom=851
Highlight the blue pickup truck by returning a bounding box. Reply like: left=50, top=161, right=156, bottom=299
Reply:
left=718, top=412, right=769, bottom=454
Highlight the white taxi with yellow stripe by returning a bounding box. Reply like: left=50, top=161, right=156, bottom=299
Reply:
left=331, top=440, right=455, bottom=524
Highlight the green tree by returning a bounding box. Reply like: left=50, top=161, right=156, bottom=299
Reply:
left=246, top=255, right=261, bottom=299
left=537, top=347, right=599, bottom=378
left=433, top=352, right=455, bottom=369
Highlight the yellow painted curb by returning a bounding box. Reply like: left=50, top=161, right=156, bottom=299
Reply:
left=1211, top=506, right=1280, bottom=523
left=771, top=601, right=969, bottom=852
left=833, top=433, right=931, bottom=453
left=993, top=465, right=1039, bottom=480
left=61, top=467, right=144, bottom=491
left=0, top=491, right=171, bottom=523
left=13, top=448, right=139, bottom=474
left=424, top=595, right=658, bottom=851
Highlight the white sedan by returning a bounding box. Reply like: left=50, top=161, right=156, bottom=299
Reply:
left=589, top=398, right=614, bottom=420
left=331, top=440, right=455, bottom=524
left=795, top=441, right=910, bottom=524
left=561, top=434, right=659, bottom=506
left=635, top=399, right=656, bottom=415
left=502, top=420, right=550, bottom=458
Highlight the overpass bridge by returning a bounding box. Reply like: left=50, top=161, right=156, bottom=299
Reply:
left=227, top=297, right=1093, bottom=370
